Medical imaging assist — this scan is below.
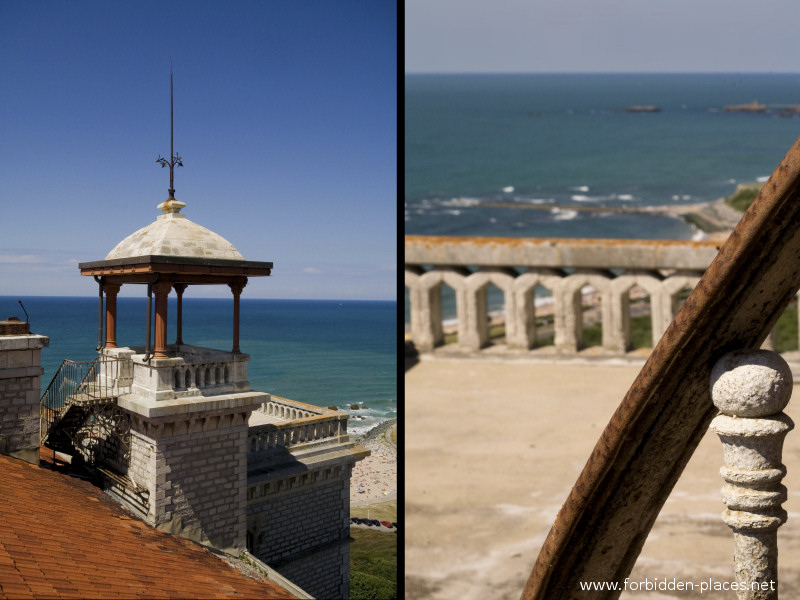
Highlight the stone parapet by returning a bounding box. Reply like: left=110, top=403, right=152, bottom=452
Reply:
left=404, top=235, right=791, bottom=357
left=405, top=235, right=720, bottom=270
left=246, top=397, right=368, bottom=600
left=0, top=332, right=48, bottom=465
left=121, top=344, right=251, bottom=402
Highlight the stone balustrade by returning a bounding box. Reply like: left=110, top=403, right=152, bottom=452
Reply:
left=248, top=396, right=348, bottom=453
left=104, top=344, right=250, bottom=401
left=405, top=236, right=798, bottom=356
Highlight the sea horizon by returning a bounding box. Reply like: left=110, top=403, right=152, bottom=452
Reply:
left=1, top=295, right=397, bottom=437
left=405, top=72, right=800, bottom=322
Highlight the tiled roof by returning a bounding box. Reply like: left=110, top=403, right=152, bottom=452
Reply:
left=0, top=451, right=294, bottom=600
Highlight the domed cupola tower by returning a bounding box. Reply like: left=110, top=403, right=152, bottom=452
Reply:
left=75, top=68, right=273, bottom=553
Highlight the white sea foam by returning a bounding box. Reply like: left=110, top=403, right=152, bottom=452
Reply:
left=570, top=185, right=590, bottom=192
left=550, top=208, right=578, bottom=221
left=441, top=197, right=480, bottom=207
left=571, top=194, right=594, bottom=202
left=757, top=175, right=769, bottom=182
left=502, top=186, right=514, bottom=193
left=445, top=209, right=461, bottom=216
left=616, top=194, right=635, bottom=201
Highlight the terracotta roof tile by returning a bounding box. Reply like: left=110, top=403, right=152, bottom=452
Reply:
left=0, top=452, right=294, bottom=599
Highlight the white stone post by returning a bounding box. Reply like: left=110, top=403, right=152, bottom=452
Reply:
left=709, top=349, right=794, bottom=599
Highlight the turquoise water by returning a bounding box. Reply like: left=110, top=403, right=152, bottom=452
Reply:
left=1, top=296, right=396, bottom=436
left=405, top=73, right=800, bottom=323
left=406, top=73, right=800, bottom=239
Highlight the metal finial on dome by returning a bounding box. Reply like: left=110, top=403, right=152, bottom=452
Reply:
left=156, top=59, right=183, bottom=207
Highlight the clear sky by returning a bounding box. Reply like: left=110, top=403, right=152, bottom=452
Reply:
left=1, top=0, right=396, bottom=301
left=406, top=0, right=800, bottom=73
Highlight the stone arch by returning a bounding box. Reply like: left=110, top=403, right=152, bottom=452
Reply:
left=461, top=268, right=518, bottom=351
left=405, top=267, right=469, bottom=352
left=511, top=269, right=565, bottom=349
left=556, top=271, right=614, bottom=353
left=611, top=273, right=665, bottom=351
left=174, top=368, right=184, bottom=389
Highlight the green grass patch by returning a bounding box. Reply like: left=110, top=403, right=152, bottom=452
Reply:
left=725, top=184, right=762, bottom=212
left=350, top=529, right=397, bottom=600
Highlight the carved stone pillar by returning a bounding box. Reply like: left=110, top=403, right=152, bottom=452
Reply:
left=152, top=281, right=172, bottom=359
left=710, top=349, right=794, bottom=599
left=103, top=283, right=122, bottom=349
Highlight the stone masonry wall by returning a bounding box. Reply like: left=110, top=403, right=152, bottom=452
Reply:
left=127, top=412, right=251, bottom=554
left=248, top=469, right=351, bottom=599
left=0, top=334, right=48, bottom=465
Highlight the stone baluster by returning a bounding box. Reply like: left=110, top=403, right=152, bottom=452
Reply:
left=709, top=349, right=794, bottom=599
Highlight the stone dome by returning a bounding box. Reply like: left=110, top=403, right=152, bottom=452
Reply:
left=105, top=198, right=244, bottom=261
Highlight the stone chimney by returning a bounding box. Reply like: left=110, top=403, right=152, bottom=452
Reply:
left=0, top=317, right=49, bottom=465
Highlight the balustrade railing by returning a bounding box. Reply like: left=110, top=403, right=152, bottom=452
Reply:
left=248, top=396, right=348, bottom=453
left=172, top=361, right=232, bottom=390
left=405, top=236, right=799, bottom=356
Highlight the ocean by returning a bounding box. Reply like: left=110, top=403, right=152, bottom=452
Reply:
left=1, top=296, right=396, bottom=437
left=405, top=72, right=800, bottom=322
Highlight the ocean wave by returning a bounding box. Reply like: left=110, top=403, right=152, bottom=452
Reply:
left=441, top=197, right=481, bottom=207
left=757, top=175, right=769, bottom=182
left=502, top=185, right=514, bottom=193
left=570, top=185, right=590, bottom=192
left=571, top=194, right=595, bottom=202
left=616, top=194, right=635, bottom=201
left=550, top=208, right=578, bottom=221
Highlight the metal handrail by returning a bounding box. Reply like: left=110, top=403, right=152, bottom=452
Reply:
left=40, top=357, right=130, bottom=444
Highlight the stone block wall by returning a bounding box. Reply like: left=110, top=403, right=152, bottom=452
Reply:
left=247, top=466, right=352, bottom=599
left=0, top=332, right=48, bottom=465
left=126, top=410, right=252, bottom=554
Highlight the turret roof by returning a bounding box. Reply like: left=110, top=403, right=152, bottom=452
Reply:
left=105, top=198, right=244, bottom=262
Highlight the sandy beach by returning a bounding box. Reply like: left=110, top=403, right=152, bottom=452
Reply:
left=350, top=418, right=398, bottom=505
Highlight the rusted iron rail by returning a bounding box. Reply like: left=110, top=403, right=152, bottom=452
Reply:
left=522, top=134, right=800, bottom=599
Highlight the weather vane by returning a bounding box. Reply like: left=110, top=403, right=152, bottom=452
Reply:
left=156, top=59, right=183, bottom=199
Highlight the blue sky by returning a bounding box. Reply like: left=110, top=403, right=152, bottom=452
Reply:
left=406, top=0, right=800, bottom=73
left=1, top=0, right=396, bottom=301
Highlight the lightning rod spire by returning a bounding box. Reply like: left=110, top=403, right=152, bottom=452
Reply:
left=157, top=58, right=183, bottom=200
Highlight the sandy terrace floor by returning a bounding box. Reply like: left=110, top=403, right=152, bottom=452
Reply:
left=405, top=356, right=800, bottom=600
